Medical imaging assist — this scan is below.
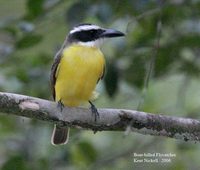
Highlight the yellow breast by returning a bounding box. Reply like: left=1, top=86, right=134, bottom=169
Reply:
left=55, top=44, right=105, bottom=106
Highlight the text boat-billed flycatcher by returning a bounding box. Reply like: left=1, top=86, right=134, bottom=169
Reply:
left=50, top=23, right=125, bottom=145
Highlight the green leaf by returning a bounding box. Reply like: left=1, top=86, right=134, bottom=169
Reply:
left=78, top=141, right=97, bottom=163
left=154, top=44, right=179, bottom=77
left=15, top=68, right=29, bottom=83
left=179, top=60, right=200, bottom=77
left=124, top=55, right=146, bottom=88
left=16, top=34, right=42, bottom=49
left=3, top=26, right=18, bottom=37
left=66, top=1, right=89, bottom=27
left=25, top=0, right=45, bottom=20
left=154, top=34, right=200, bottom=77
left=104, top=61, right=119, bottom=98
left=0, top=115, right=18, bottom=134
left=178, top=34, right=200, bottom=47
left=2, top=155, right=28, bottom=170
left=70, top=141, right=97, bottom=167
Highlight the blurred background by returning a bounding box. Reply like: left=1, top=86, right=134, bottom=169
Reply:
left=0, top=0, right=200, bottom=169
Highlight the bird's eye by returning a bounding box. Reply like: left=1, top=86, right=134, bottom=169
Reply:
left=90, top=30, right=95, bottom=34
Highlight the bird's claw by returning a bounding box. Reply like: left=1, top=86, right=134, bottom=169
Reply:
left=57, top=100, right=64, bottom=112
left=89, top=101, right=99, bottom=122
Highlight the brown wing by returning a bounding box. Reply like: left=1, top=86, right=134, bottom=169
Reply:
left=50, top=37, right=70, bottom=100
left=97, top=65, right=105, bottom=84
left=50, top=51, right=62, bottom=100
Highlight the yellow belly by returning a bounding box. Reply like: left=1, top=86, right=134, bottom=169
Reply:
left=55, top=44, right=105, bottom=107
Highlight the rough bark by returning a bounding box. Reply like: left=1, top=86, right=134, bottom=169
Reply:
left=0, top=92, right=200, bottom=142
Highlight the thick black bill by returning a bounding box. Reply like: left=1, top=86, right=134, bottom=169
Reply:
left=100, top=28, right=125, bottom=38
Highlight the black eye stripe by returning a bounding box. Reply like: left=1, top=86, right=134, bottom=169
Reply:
left=73, top=29, right=103, bottom=36
left=69, top=29, right=105, bottom=42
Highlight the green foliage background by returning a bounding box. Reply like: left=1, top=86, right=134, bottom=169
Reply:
left=1, top=0, right=200, bottom=169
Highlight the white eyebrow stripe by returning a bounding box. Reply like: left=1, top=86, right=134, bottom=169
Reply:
left=70, top=25, right=101, bottom=34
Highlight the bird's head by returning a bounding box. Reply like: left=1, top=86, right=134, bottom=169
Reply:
left=67, top=23, right=125, bottom=47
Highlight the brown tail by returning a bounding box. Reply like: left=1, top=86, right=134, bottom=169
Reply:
left=51, top=125, right=69, bottom=145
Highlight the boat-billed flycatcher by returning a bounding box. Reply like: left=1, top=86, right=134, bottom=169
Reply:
left=50, top=23, right=124, bottom=145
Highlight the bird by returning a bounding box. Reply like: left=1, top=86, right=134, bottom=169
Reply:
left=50, top=23, right=125, bottom=145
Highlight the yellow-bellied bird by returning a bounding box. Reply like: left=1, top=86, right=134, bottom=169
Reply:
left=50, top=23, right=124, bottom=145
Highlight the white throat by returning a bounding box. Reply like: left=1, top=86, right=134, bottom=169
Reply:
left=77, top=38, right=104, bottom=47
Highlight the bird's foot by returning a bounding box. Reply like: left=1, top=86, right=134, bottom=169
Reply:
left=89, top=101, right=99, bottom=122
left=57, top=100, right=64, bottom=112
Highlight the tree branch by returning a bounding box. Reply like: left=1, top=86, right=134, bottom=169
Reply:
left=0, top=92, right=200, bottom=142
